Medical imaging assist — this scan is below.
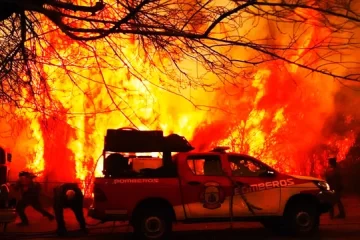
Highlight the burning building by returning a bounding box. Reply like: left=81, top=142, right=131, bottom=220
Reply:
left=0, top=1, right=359, bottom=195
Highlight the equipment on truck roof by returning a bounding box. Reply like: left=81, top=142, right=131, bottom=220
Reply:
left=104, top=128, right=194, bottom=153
left=101, top=128, right=190, bottom=178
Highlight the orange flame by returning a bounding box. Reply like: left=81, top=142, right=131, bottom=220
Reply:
left=0, top=4, right=357, bottom=195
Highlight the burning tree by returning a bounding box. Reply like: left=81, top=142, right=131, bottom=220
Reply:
left=0, top=0, right=360, bottom=192
left=1, top=0, right=360, bottom=103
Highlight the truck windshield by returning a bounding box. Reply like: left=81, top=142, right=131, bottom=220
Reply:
left=228, top=155, right=272, bottom=177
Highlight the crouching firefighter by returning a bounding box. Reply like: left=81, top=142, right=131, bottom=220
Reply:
left=15, top=171, right=54, bottom=226
left=53, top=183, right=87, bottom=236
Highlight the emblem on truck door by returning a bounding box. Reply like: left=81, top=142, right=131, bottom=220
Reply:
left=200, top=182, right=225, bottom=209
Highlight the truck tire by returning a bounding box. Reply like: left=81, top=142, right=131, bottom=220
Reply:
left=284, top=202, right=319, bottom=236
left=132, top=208, right=172, bottom=240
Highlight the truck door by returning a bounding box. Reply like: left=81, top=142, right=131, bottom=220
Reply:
left=226, top=155, right=281, bottom=216
left=180, top=153, right=232, bottom=219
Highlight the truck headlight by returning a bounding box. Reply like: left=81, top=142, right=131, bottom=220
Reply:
left=316, top=181, right=330, bottom=191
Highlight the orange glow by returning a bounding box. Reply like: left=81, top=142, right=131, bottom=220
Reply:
left=0, top=3, right=357, bottom=196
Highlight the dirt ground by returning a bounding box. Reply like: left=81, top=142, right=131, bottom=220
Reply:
left=1, top=195, right=360, bottom=240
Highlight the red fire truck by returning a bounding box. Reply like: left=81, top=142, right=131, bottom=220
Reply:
left=88, top=128, right=335, bottom=239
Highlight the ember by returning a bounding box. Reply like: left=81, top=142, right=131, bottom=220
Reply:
left=0, top=1, right=359, bottom=196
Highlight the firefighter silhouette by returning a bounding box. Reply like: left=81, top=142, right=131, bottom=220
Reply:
left=200, top=182, right=225, bottom=209
left=15, top=171, right=54, bottom=226
left=53, top=183, right=87, bottom=236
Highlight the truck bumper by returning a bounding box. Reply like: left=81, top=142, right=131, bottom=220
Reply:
left=316, top=190, right=336, bottom=213
left=88, top=207, right=129, bottom=221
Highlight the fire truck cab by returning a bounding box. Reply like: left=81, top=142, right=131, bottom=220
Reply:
left=89, top=129, right=335, bottom=239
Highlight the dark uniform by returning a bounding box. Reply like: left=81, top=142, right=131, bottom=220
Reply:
left=15, top=171, right=54, bottom=226
left=325, top=158, right=346, bottom=219
left=53, top=183, right=87, bottom=236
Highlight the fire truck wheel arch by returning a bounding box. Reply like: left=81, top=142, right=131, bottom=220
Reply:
left=283, top=194, right=321, bottom=215
left=131, top=197, right=176, bottom=225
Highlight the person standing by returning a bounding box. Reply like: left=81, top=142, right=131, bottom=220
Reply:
left=53, top=183, right=87, bottom=236
left=325, top=157, right=346, bottom=219
left=15, top=171, right=54, bottom=226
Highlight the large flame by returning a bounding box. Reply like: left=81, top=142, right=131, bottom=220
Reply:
left=0, top=1, right=358, bottom=196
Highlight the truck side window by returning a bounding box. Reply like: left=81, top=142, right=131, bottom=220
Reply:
left=229, top=156, right=267, bottom=177
left=186, top=155, right=223, bottom=176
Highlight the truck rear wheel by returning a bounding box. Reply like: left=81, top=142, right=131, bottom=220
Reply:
left=285, top=202, right=319, bottom=236
left=133, top=208, right=172, bottom=240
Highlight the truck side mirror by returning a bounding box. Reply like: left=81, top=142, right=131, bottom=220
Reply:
left=265, top=170, right=275, bottom=177
left=7, top=153, right=12, bottom=162
left=259, top=169, right=275, bottom=177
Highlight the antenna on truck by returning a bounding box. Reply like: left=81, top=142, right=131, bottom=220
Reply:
left=210, top=146, right=230, bottom=153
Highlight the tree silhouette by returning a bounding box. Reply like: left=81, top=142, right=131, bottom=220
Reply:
left=0, top=0, right=360, bottom=113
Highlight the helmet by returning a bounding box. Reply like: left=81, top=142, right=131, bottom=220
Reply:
left=66, top=190, right=76, bottom=200
left=19, top=171, right=36, bottom=178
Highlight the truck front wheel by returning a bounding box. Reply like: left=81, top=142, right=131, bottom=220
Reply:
left=133, top=209, right=172, bottom=240
left=285, top=202, right=320, bottom=236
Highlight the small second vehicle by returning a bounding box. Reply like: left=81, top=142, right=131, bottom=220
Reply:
left=0, top=147, right=16, bottom=232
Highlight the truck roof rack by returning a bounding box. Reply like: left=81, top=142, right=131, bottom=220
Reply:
left=210, top=146, right=230, bottom=153
left=104, top=128, right=194, bottom=153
